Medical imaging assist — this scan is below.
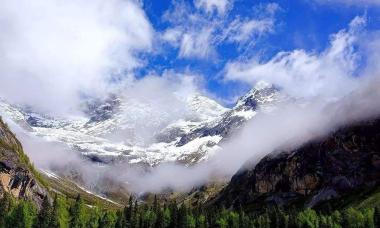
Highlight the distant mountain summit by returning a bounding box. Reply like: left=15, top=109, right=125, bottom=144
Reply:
left=0, top=81, right=283, bottom=165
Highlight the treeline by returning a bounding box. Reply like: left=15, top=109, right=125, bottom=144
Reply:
left=0, top=192, right=379, bottom=228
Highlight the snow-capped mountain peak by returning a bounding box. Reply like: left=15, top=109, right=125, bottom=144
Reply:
left=186, top=94, right=229, bottom=121
left=0, top=81, right=285, bottom=166
left=235, top=81, right=278, bottom=110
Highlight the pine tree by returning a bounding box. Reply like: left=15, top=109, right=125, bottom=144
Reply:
left=169, top=202, right=178, bottom=228
left=131, top=200, right=138, bottom=228
left=69, top=194, right=86, bottom=228
left=35, top=196, right=52, bottom=228
left=343, top=207, right=365, bottom=228
left=138, top=211, right=143, bottom=228
left=0, top=192, right=12, bottom=228
left=196, top=214, right=207, bottom=228
left=6, top=200, right=37, bottom=228
left=153, top=195, right=158, bottom=214
left=238, top=211, right=251, bottom=228
left=278, top=209, right=289, bottom=228
left=115, top=209, right=125, bottom=228
left=124, top=196, right=134, bottom=227
left=162, top=205, right=171, bottom=228
left=363, top=208, right=375, bottom=228
left=49, top=195, right=60, bottom=228
left=87, top=205, right=101, bottom=228
left=154, top=205, right=164, bottom=228
left=206, top=207, right=217, bottom=227
left=185, top=213, right=196, bottom=228
left=295, top=208, right=319, bottom=228
left=141, top=205, right=156, bottom=228
left=374, top=207, right=380, bottom=228
left=99, top=211, right=117, bottom=228
left=177, top=204, right=187, bottom=228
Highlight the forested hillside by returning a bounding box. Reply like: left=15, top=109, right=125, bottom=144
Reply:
left=1, top=192, right=379, bottom=228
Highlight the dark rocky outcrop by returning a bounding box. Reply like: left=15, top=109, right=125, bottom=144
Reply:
left=212, top=118, right=380, bottom=210
left=0, top=117, right=48, bottom=207
left=84, top=94, right=121, bottom=123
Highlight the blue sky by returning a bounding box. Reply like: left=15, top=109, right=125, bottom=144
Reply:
left=139, top=0, right=380, bottom=105
left=1, top=0, right=380, bottom=115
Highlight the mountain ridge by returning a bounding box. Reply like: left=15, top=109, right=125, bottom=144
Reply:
left=210, top=117, right=380, bottom=211
left=0, top=82, right=281, bottom=166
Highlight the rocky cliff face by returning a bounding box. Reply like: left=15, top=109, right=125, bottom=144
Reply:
left=212, top=118, right=380, bottom=210
left=0, top=117, right=48, bottom=206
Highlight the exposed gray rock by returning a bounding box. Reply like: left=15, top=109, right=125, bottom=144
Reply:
left=212, top=118, right=380, bottom=210
left=0, top=117, right=49, bottom=208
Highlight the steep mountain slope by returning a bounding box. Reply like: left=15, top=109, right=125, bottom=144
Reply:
left=212, top=118, right=380, bottom=211
left=0, top=81, right=282, bottom=166
left=0, top=117, right=48, bottom=206
left=0, top=115, right=123, bottom=208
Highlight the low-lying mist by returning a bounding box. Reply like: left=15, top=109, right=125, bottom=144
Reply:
left=118, top=80, right=380, bottom=193
left=7, top=77, right=380, bottom=195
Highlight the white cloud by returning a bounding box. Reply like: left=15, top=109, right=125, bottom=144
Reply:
left=194, top=0, right=230, bottom=15
left=226, top=18, right=275, bottom=43
left=315, top=0, right=380, bottom=6
left=223, top=3, right=279, bottom=44
left=162, top=28, right=183, bottom=45
left=0, top=0, right=153, bottom=116
left=224, top=16, right=368, bottom=99
left=115, top=71, right=203, bottom=145
left=161, top=2, right=279, bottom=60
left=179, top=29, right=215, bottom=59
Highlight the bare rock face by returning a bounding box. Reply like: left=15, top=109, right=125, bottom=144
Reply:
left=0, top=117, right=48, bottom=207
left=212, top=118, right=380, bottom=210
left=0, top=162, right=47, bottom=206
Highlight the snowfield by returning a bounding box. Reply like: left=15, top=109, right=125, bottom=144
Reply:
left=0, top=82, right=283, bottom=166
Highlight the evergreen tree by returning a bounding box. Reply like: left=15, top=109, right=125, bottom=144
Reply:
left=206, top=207, right=217, bottom=227
left=124, top=196, right=134, bottom=227
left=49, top=195, right=60, bottom=228
left=255, top=213, right=271, bottom=228
left=162, top=205, right=171, bottom=228
left=69, top=194, right=86, bottom=228
left=295, top=208, right=319, bottom=228
left=177, top=204, right=187, bottom=228
left=277, top=208, right=289, bottom=228
left=87, top=205, right=101, bottom=228
left=227, top=211, right=239, bottom=228
left=331, top=210, right=342, bottom=226
left=6, top=200, right=37, bottom=228
left=374, top=207, right=380, bottom=228
left=154, top=205, right=164, bottom=228
left=131, top=200, right=139, bottom=228
left=196, top=214, right=207, bottom=228
left=138, top=211, right=143, bottom=228
left=142, top=207, right=156, bottom=228
left=169, top=202, right=178, bottom=228
left=363, top=208, right=375, bottom=228
left=99, top=211, right=117, bottom=228
left=115, top=209, right=125, bottom=228
left=34, top=196, right=52, bottom=228
left=4, top=186, right=380, bottom=228
left=0, top=192, right=13, bottom=228
left=153, top=195, right=158, bottom=214
left=343, top=207, right=365, bottom=228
